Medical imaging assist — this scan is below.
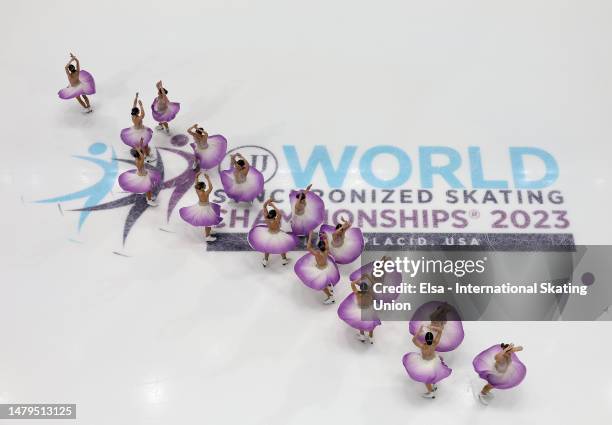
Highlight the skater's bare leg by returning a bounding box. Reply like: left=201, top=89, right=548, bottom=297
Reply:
left=75, top=96, right=87, bottom=108
left=146, top=191, right=153, bottom=201
left=82, top=94, right=90, bottom=108
left=205, top=227, right=211, bottom=237
left=426, top=383, right=434, bottom=393
left=323, top=287, right=332, bottom=297
left=481, top=384, right=494, bottom=395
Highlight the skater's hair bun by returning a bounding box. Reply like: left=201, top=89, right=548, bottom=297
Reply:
left=296, top=192, right=306, bottom=200
left=196, top=128, right=204, bottom=134
left=267, top=209, right=277, bottom=219
left=159, top=88, right=168, bottom=94
left=195, top=182, right=206, bottom=190
left=500, top=343, right=509, bottom=349
left=359, top=281, right=369, bottom=292
left=317, top=240, right=326, bottom=251
left=131, top=107, right=139, bottom=116
left=236, top=159, right=245, bottom=167
left=68, top=64, right=76, bottom=72
left=130, top=148, right=140, bottom=158
left=425, top=332, right=434, bottom=345
left=335, top=223, right=342, bottom=230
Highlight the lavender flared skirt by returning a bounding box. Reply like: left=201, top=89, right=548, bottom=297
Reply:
left=151, top=98, right=180, bottom=123
left=350, top=261, right=403, bottom=303
left=289, top=190, right=325, bottom=236
left=473, top=345, right=527, bottom=389
left=191, top=135, right=227, bottom=170
left=118, top=169, right=161, bottom=194
left=220, top=168, right=264, bottom=202
left=320, top=224, right=364, bottom=264
left=121, top=126, right=153, bottom=148
left=402, top=353, right=452, bottom=385
left=294, top=253, right=340, bottom=291
left=337, top=293, right=381, bottom=332
left=247, top=225, right=298, bottom=254
left=58, top=70, right=96, bottom=99
left=179, top=202, right=223, bottom=227
left=408, top=301, right=464, bottom=352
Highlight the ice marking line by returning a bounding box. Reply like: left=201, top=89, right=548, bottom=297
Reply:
left=205, top=232, right=575, bottom=252
left=112, top=251, right=131, bottom=257
left=158, top=227, right=175, bottom=233
left=57, top=203, right=64, bottom=215
left=67, top=238, right=84, bottom=244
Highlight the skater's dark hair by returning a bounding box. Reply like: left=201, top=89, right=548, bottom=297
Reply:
left=195, top=182, right=206, bottom=190
left=158, top=88, right=168, bottom=95
left=317, top=240, right=326, bottom=251
left=236, top=159, right=245, bottom=167
left=68, top=64, right=76, bottom=73
left=425, top=332, right=434, bottom=345
left=335, top=223, right=342, bottom=230
left=359, top=281, right=369, bottom=293
left=501, top=343, right=510, bottom=349
left=196, top=127, right=205, bottom=135
left=130, top=148, right=141, bottom=159
left=131, top=107, right=139, bottom=116
left=267, top=209, right=277, bottom=219
left=296, top=192, right=306, bottom=200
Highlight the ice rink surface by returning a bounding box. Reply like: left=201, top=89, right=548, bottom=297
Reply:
left=2, top=1, right=612, bottom=424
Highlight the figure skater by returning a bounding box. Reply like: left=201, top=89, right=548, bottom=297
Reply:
left=121, top=92, right=153, bottom=159
left=220, top=153, right=264, bottom=203
left=473, top=343, right=526, bottom=405
left=188, top=124, right=228, bottom=171
left=289, top=185, right=325, bottom=236
left=409, top=301, right=464, bottom=352
left=350, top=256, right=403, bottom=304
left=402, top=325, right=452, bottom=398
left=294, top=231, right=340, bottom=304
left=151, top=80, right=180, bottom=134
left=338, top=274, right=381, bottom=344
left=117, top=139, right=160, bottom=206
left=248, top=198, right=297, bottom=267
left=179, top=172, right=222, bottom=242
left=320, top=217, right=364, bottom=264
left=58, top=53, right=95, bottom=112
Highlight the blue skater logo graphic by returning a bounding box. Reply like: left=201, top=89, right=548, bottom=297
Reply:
left=35, top=142, right=118, bottom=231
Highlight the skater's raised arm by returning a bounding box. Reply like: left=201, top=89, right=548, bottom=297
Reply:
left=156, top=80, right=167, bottom=100
left=194, top=171, right=202, bottom=185
left=412, top=325, right=424, bottom=348
left=70, top=53, right=80, bottom=73
left=138, top=100, right=145, bottom=118
left=133, top=92, right=139, bottom=108
left=204, top=174, right=213, bottom=195
left=350, top=275, right=369, bottom=294
left=433, top=328, right=443, bottom=346
left=306, top=232, right=316, bottom=255
left=304, top=184, right=312, bottom=193
left=187, top=124, right=198, bottom=136
left=262, top=198, right=272, bottom=214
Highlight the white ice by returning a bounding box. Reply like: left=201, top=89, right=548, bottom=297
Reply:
left=1, top=1, right=612, bottom=424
